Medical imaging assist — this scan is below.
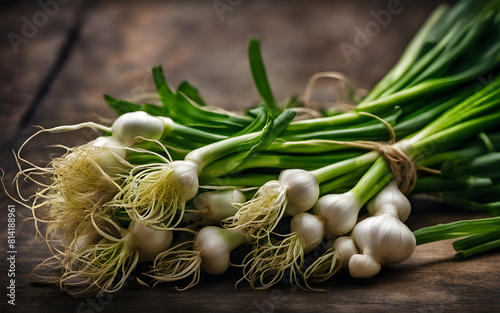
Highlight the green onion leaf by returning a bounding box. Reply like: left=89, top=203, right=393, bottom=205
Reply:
left=177, top=80, right=207, bottom=106
left=248, top=38, right=281, bottom=117
left=104, top=94, right=141, bottom=115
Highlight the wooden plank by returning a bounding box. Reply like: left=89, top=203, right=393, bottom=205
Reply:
left=2, top=0, right=499, bottom=312
left=0, top=0, right=84, bottom=201
left=0, top=0, right=83, bottom=145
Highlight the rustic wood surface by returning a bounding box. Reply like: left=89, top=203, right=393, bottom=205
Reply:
left=1, top=0, right=499, bottom=312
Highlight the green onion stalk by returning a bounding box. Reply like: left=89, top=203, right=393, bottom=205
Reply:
left=278, top=1, right=500, bottom=136
left=229, top=73, right=500, bottom=288
left=192, top=73, right=500, bottom=288
left=198, top=88, right=498, bottom=240
left=413, top=133, right=500, bottom=193
left=108, top=65, right=255, bottom=137
left=218, top=149, right=382, bottom=240
left=303, top=75, right=500, bottom=283
left=107, top=79, right=473, bottom=159
left=107, top=96, right=274, bottom=154
left=414, top=217, right=500, bottom=260
left=356, top=1, right=500, bottom=113
left=208, top=74, right=500, bottom=240
left=428, top=180, right=500, bottom=217
left=107, top=110, right=296, bottom=231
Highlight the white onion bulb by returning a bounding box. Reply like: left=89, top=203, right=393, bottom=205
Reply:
left=170, top=160, right=201, bottom=201
left=279, top=169, right=320, bottom=216
left=87, top=136, right=127, bottom=176
left=332, top=236, right=359, bottom=268
left=195, top=226, right=247, bottom=275
left=367, top=180, right=411, bottom=222
left=112, top=111, right=165, bottom=146
left=290, top=213, right=324, bottom=253
left=72, top=229, right=102, bottom=252
left=348, top=254, right=381, bottom=278
left=313, top=192, right=361, bottom=236
left=349, top=213, right=416, bottom=278
left=129, top=221, right=173, bottom=263
left=193, top=189, right=245, bottom=223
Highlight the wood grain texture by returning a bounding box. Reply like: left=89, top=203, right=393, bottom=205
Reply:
left=1, top=0, right=499, bottom=312
left=0, top=0, right=82, bottom=144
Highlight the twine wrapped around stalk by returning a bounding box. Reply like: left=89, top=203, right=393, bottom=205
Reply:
left=349, top=139, right=417, bottom=195
left=303, top=72, right=441, bottom=195
left=316, top=121, right=419, bottom=195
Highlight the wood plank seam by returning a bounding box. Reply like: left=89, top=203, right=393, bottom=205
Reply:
left=18, top=0, right=96, bottom=131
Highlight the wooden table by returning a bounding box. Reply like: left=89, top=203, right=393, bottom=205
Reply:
left=1, top=0, right=499, bottom=312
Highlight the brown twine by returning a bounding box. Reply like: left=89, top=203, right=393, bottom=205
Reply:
left=349, top=112, right=416, bottom=194
left=325, top=138, right=416, bottom=195
left=325, top=138, right=446, bottom=194
left=303, top=71, right=440, bottom=194
left=375, top=141, right=417, bottom=195
left=316, top=113, right=441, bottom=195
left=291, top=107, right=324, bottom=121
left=303, top=72, right=356, bottom=111
left=303, top=71, right=368, bottom=111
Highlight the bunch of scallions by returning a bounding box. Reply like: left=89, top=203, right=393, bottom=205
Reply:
left=8, top=0, right=500, bottom=296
